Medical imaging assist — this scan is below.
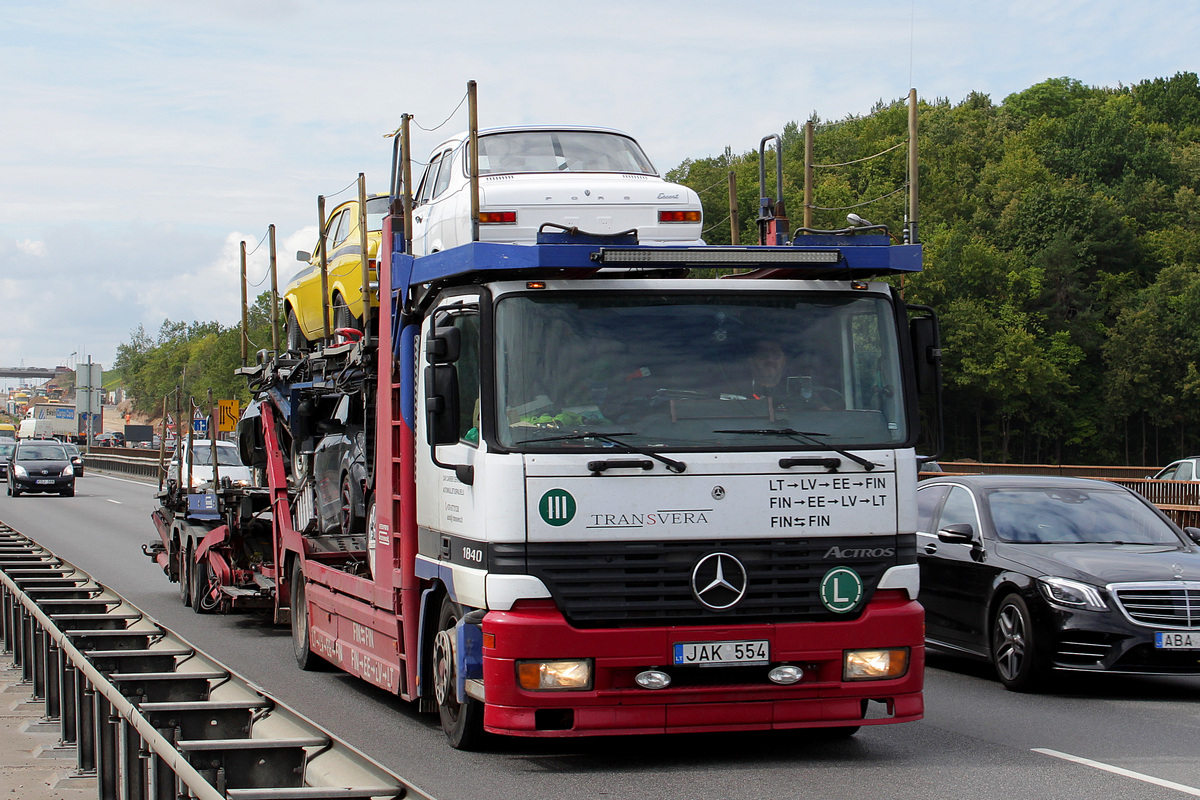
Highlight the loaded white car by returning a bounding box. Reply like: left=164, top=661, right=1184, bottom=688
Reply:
left=410, top=126, right=703, bottom=254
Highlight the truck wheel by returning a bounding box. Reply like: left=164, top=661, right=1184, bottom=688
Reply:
left=290, top=560, right=321, bottom=670
left=286, top=309, right=307, bottom=353
left=992, top=593, right=1048, bottom=692
left=191, top=555, right=216, bottom=614
left=434, top=595, right=484, bottom=750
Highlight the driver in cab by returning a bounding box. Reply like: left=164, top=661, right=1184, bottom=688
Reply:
left=734, top=338, right=842, bottom=411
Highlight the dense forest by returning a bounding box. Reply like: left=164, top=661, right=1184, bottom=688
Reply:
left=115, top=73, right=1200, bottom=466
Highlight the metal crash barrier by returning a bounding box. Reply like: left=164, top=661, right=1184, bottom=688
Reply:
left=0, top=521, right=423, bottom=800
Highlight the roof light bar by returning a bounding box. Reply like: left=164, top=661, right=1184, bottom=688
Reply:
left=593, top=248, right=841, bottom=266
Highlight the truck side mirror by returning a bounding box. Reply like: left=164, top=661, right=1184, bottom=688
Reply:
left=910, top=315, right=941, bottom=396
left=426, top=325, right=461, bottom=364
left=425, top=365, right=461, bottom=446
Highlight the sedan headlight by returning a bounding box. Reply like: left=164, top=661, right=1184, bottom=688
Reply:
left=1038, top=576, right=1108, bottom=611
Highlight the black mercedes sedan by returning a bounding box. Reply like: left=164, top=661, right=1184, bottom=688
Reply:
left=917, top=474, right=1200, bottom=691
left=6, top=439, right=76, bottom=497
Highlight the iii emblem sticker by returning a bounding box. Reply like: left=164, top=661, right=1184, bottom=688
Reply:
left=539, top=489, right=576, bottom=526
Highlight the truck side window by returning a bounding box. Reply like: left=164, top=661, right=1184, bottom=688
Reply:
left=454, top=313, right=481, bottom=445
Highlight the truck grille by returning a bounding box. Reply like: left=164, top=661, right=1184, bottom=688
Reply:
left=1111, top=582, right=1200, bottom=629
left=491, top=535, right=914, bottom=628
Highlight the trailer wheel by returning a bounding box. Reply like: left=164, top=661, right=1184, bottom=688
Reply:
left=179, top=543, right=193, bottom=607
left=434, top=595, right=485, bottom=750
left=191, top=555, right=218, bottom=614
left=290, top=560, right=321, bottom=670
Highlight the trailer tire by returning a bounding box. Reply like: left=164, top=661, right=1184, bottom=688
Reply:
left=191, top=555, right=216, bottom=614
left=434, top=595, right=485, bottom=750
left=180, top=543, right=193, bottom=607
left=290, top=560, right=321, bottom=670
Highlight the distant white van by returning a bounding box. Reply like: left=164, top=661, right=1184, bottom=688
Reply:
left=17, top=419, right=55, bottom=439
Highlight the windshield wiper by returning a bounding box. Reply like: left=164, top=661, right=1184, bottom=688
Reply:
left=715, top=428, right=878, bottom=471
left=518, top=431, right=687, bottom=473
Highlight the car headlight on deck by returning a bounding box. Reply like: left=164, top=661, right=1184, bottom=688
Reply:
left=1038, top=576, right=1107, bottom=611
left=516, top=659, right=593, bottom=691
left=844, top=648, right=910, bottom=681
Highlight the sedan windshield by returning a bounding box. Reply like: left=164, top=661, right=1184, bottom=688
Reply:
left=478, top=131, right=656, bottom=175
left=986, top=487, right=1183, bottom=545
left=495, top=290, right=907, bottom=451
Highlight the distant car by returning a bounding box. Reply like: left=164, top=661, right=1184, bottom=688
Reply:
left=918, top=474, right=1200, bottom=691
left=1148, top=457, right=1200, bottom=481
left=409, top=126, right=704, bottom=256
left=6, top=439, right=76, bottom=497
left=0, top=439, right=14, bottom=481
left=94, top=432, right=124, bottom=447
left=285, top=193, right=388, bottom=350
left=168, top=439, right=253, bottom=488
left=62, top=442, right=84, bottom=477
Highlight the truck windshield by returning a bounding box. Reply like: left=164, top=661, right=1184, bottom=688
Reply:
left=494, top=290, right=908, bottom=451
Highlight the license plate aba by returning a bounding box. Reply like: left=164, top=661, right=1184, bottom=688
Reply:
left=673, top=639, right=769, bottom=667
left=1155, top=631, right=1200, bottom=650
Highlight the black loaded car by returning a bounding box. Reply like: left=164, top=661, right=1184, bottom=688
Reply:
left=6, top=439, right=76, bottom=497
left=918, top=474, right=1200, bottom=691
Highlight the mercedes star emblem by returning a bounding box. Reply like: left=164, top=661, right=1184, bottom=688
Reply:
left=691, top=552, right=748, bottom=610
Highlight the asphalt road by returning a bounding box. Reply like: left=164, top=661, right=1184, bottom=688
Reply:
left=3, top=472, right=1200, bottom=800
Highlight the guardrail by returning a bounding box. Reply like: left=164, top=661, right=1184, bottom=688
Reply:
left=83, top=453, right=161, bottom=481
left=0, top=521, right=424, bottom=800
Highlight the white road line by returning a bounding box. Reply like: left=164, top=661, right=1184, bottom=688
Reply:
left=92, top=473, right=155, bottom=487
left=106, top=499, right=121, bottom=504
left=1034, top=748, right=1200, bottom=797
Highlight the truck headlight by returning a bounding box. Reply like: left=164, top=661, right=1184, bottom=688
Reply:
left=844, top=648, right=909, bottom=681
left=516, top=659, right=593, bottom=691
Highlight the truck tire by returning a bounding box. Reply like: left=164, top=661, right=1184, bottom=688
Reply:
left=290, top=560, right=322, bottom=670
left=433, top=595, right=485, bottom=750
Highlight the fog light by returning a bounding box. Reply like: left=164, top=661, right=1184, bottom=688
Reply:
left=635, top=670, right=672, bottom=689
left=516, top=659, right=593, bottom=691
left=844, top=648, right=909, bottom=681
left=768, top=665, right=804, bottom=684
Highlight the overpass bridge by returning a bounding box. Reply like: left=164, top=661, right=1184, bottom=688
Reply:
left=0, top=366, right=63, bottom=380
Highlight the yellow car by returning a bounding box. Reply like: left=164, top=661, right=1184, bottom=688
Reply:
left=284, top=194, right=388, bottom=349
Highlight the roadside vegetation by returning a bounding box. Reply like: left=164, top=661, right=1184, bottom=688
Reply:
left=114, top=73, right=1200, bottom=466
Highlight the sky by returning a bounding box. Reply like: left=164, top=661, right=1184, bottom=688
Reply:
left=1, top=0, right=1197, bottom=381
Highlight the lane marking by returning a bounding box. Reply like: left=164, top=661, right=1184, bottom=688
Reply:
left=106, top=499, right=122, bottom=505
left=92, top=473, right=156, bottom=487
left=1034, top=748, right=1200, bottom=797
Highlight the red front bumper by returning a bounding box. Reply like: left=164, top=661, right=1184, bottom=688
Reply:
left=480, top=594, right=924, bottom=737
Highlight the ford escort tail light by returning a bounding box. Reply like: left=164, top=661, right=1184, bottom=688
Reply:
left=516, top=659, right=593, bottom=691
left=843, top=648, right=909, bottom=681
left=479, top=211, right=517, bottom=224
left=658, top=210, right=702, bottom=223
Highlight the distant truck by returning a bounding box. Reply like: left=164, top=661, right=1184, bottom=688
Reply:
left=26, top=404, right=80, bottom=438
left=17, top=418, right=55, bottom=439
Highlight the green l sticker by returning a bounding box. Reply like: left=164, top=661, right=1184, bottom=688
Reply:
left=820, top=567, right=864, bottom=613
